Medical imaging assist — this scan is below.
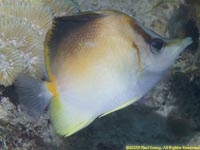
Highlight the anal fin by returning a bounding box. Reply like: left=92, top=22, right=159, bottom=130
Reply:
left=50, top=96, right=95, bottom=137
left=99, top=97, right=139, bottom=118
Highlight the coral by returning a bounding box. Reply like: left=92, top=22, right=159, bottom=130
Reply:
left=0, top=0, right=78, bottom=86
left=0, top=48, right=23, bottom=86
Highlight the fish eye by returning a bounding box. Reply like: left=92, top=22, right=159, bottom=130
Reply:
left=150, top=38, right=165, bottom=54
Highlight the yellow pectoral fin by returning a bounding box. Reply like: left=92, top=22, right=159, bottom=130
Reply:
left=50, top=96, right=95, bottom=137
left=99, top=97, right=140, bottom=118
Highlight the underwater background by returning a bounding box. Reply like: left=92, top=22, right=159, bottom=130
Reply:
left=0, top=0, right=200, bottom=149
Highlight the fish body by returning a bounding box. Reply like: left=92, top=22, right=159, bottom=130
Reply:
left=15, top=10, right=192, bottom=137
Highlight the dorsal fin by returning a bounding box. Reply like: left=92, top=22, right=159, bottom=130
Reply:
left=49, top=11, right=106, bottom=51
left=55, top=11, right=106, bottom=22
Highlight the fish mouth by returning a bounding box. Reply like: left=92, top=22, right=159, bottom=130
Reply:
left=180, top=37, right=193, bottom=50
left=166, top=37, right=193, bottom=54
left=174, top=37, right=193, bottom=55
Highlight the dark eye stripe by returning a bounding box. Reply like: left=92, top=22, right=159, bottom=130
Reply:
left=130, top=20, right=152, bottom=44
left=132, top=41, right=141, bottom=72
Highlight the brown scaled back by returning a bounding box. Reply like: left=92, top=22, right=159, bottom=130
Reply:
left=46, top=10, right=146, bottom=79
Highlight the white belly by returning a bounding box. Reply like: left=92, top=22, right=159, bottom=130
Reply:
left=56, top=59, right=140, bottom=117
